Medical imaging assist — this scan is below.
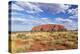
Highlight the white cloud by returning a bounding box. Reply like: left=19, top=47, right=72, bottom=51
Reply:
left=25, top=2, right=43, bottom=13
left=55, top=17, right=72, bottom=23
left=11, top=17, right=26, bottom=21
left=12, top=3, right=24, bottom=11
left=64, top=22, right=78, bottom=30
left=69, top=14, right=78, bottom=19
left=14, top=2, right=71, bottom=14
left=54, top=17, right=78, bottom=30
left=68, top=8, right=78, bottom=15
left=68, top=8, right=78, bottom=19
left=37, top=4, right=70, bottom=14
left=11, top=17, right=43, bottom=25
left=56, top=4, right=70, bottom=13
left=11, top=16, right=56, bottom=26
left=40, top=18, right=57, bottom=24
left=15, top=2, right=43, bottom=13
left=41, top=18, right=49, bottom=20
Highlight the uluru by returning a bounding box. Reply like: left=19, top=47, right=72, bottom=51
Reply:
left=32, top=24, right=67, bottom=32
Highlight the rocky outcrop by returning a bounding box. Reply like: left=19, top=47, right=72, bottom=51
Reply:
left=32, top=24, right=66, bottom=32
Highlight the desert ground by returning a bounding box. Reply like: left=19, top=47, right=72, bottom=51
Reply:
left=9, top=31, right=78, bottom=53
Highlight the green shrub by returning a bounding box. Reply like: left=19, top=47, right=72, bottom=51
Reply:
left=16, top=34, right=28, bottom=39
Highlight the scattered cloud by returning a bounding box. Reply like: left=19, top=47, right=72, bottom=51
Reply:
left=55, top=17, right=72, bottom=23
left=11, top=17, right=27, bottom=22
left=13, top=2, right=71, bottom=14
left=69, top=14, right=78, bottom=19
left=54, top=4, right=70, bottom=13
left=54, top=17, right=77, bottom=30
left=41, top=18, right=49, bottom=20
left=68, top=8, right=78, bottom=19
left=15, top=2, right=43, bottom=14
left=12, top=2, right=24, bottom=11
left=34, top=3, right=71, bottom=14
left=10, top=1, right=78, bottom=31
left=11, top=16, right=56, bottom=26
left=68, top=8, right=78, bottom=15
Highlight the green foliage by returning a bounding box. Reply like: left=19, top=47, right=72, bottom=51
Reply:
left=16, top=48, right=25, bottom=52
left=16, top=34, right=28, bottom=39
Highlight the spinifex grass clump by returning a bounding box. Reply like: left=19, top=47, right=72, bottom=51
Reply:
left=9, top=31, right=78, bottom=53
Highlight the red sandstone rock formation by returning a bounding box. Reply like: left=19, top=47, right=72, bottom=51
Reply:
left=32, top=24, right=66, bottom=32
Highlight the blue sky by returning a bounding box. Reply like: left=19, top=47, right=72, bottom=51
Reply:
left=9, top=1, right=78, bottom=31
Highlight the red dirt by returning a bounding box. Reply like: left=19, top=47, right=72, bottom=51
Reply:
left=15, top=40, right=67, bottom=51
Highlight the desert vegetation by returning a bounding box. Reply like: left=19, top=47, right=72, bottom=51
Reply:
left=9, top=31, right=78, bottom=53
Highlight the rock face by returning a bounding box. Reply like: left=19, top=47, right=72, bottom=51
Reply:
left=32, top=24, right=66, bottom=32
